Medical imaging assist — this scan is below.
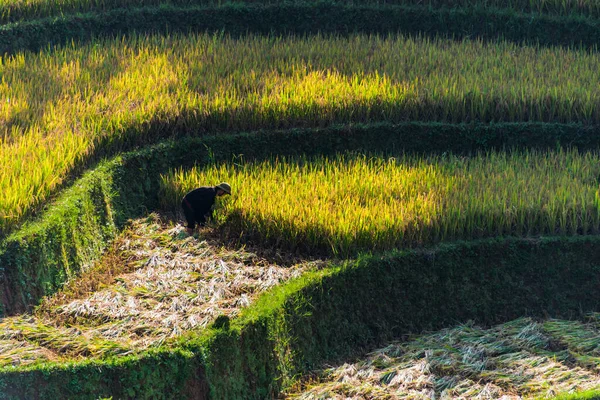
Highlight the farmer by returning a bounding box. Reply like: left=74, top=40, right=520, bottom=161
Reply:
left=181, top=182, right=231, bottom=235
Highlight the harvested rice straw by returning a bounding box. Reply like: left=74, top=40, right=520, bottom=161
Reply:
left=291, top=318, right=600, bottom=399
left=0, top=214, right=312, bottom=362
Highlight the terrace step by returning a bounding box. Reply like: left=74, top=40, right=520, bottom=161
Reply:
left=0, top=213, right=312, bottom=367
left=290, top=318, right=600, bottom=399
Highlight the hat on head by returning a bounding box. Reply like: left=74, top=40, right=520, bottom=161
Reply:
left=216, top=182, right=231, bottom=194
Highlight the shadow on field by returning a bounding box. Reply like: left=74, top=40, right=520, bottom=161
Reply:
left=171, top=150, right=600, bottom=258
left=216, top=207, right=600, bottom=258
left=163, top=210, right=321, bottom=267
left=5, top=3, right=600, bottom=56
left=6, top=52, right=600, bottom=238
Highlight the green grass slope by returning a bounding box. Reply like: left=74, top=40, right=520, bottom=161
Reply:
left=3, top=0, right=600, bottom=25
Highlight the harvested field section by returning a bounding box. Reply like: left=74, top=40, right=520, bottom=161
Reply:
left=290, top=318, right=600, bottom=399
left=0, top=214, right=311, bottom=366
left=161, top=149, right=600, bottom=255
left=0, top=338, right=57, bottom=368
left=544, top=319, right=600, bottom=371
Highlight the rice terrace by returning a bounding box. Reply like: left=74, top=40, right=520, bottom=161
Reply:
left=5, top=1, right=600, bottom=400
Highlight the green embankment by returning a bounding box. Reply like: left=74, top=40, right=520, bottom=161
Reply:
left=551, top=391, right=600, bottom=400
left=5, top=122, right=600, bottom=316
left=292, top=318, right=600, bottom=397
left=5, top=1, right=600, bottom=56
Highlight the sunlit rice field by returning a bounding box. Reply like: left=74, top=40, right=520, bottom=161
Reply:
left=289, top=317, right=600, bottom=399
left=1, top=0, right=599, bottom=24
left=161, top=149, right=600, bottom=255
left=3, top=33, right=600, bottom=235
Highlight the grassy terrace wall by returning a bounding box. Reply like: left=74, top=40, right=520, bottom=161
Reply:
left=0, top=349, right=200, bottom=399
left=200, top=236, right=600, bottom=399
left=3, top=235, right=600, bottom=398
left=5, top=2, right=600, bottom=55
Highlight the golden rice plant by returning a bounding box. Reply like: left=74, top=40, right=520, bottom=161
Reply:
left=3, top=33, right=600, bottom=234
left=160, top=149, right=600, bottom=255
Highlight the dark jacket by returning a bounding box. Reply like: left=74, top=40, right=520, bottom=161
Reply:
left=183, top=186, right=217, bottom=224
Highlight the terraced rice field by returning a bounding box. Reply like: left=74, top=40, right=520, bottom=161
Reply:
left=0, top=214, right=314, bottom=366
left=290, top=318, right=600, bottom=399
left=4, top=33, right=600, bottom=235
left=4, top=0, right=600, bottom=395
left=161, top=149, right=600, bottom=255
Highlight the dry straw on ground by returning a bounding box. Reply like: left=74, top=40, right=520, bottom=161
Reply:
left=0, top=214, right=311, bottom=365
left=290, top=318, right=600, bottom=399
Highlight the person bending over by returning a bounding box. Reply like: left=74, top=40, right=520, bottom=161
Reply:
left=181, top=182, right=231, bottom=235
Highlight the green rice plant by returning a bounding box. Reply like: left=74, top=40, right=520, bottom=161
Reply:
left=0, top=339, right=57, bottom=368
left=1, top=0, right=600, bottom=25
left=0, top=316, right=131, bottom=358
left=4, top=33, right=600, bottom=235
left=160, top=149, right=600, bottom=255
